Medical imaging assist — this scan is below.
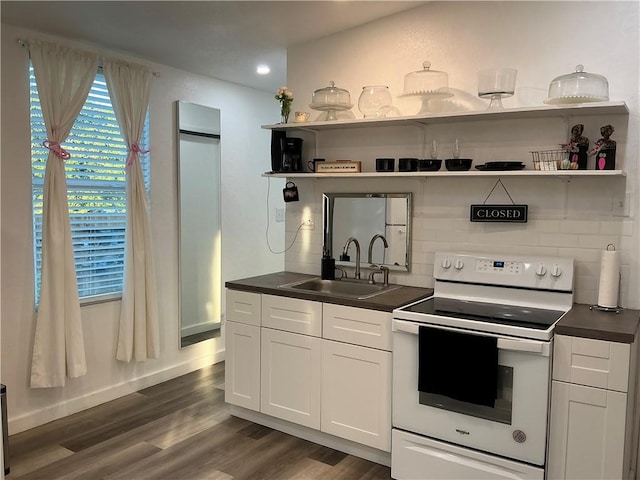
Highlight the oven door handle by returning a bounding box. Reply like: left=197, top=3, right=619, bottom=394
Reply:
left=392, top=319, right=550, bottom=356
left=497, top=337, right=547, bottom=354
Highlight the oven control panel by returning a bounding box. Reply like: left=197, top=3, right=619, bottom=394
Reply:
left=475, top=258, right=522, bottom=274
left=434, top=251, right=574, bottom=292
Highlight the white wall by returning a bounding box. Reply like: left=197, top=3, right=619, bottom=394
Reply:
left=1, top=24, right=285, bottom=433
left=284, top=1, right=640, bottom=309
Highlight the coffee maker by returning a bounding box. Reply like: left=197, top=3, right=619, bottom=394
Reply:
left=270, top=133, right=304, bottom=173
left=280, top=137, right=303, bottom=172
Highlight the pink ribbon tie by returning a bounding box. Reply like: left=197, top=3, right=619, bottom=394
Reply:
left=126, top=142, right=150, bottom=167
left=42, top=140, right=71, bottom=160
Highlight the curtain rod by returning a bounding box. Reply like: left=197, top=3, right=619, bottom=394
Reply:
left=17, top=38, right=160, bottom=77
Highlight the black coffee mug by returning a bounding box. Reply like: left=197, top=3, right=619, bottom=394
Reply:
left=376, top=158, right=395, bottom=172
left=308, top=158, right=325, bottom=172
left=282, top=181, right=299, bottom=202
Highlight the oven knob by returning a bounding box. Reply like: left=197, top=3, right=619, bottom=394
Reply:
left=441, top=258, right=452, bottom=269
left=454, top=259, right=464, bottom=270
left=535, top=263, right=547, bottom=277
left=551, top=264, right=562, bottom=278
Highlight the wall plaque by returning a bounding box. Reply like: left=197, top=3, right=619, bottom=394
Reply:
left=470, top=204, right=528, bottom=223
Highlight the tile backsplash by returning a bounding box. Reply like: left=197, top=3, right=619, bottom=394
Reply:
left=283, top=175, right=632, bottom=307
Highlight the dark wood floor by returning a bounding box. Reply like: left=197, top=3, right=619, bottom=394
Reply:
left=8, top=362, right=392, bottom=479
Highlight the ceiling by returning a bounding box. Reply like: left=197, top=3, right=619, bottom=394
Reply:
left=1, top=1, right=425, bottom=92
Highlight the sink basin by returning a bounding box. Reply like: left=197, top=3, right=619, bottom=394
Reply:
left=278, top=278, right=401, bottom=300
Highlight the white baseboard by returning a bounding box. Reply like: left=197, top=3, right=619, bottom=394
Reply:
left=9, top=350, right=226, bottom=435
left=229, top=405, right=391, bottom=467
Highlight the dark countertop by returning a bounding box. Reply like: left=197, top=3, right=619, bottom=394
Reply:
left=225, top=271, right=433, bottom=312
left=555, top=303, right=640, bottom=344
left=226, top=272, right=639, bottom=343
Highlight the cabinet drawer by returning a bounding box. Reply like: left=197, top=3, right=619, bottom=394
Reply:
left=323, top=303, right=392, bottom=350
left=553, top=335, right=630, bottom=392
left=262, top=294, right=322, bottom=336
left=226, top=289, right=261, bottom=326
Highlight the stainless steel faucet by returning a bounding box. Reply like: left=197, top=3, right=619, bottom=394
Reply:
left=367, top=234, right=389, bottom=265
left=342, top=237, right=361, bottom=279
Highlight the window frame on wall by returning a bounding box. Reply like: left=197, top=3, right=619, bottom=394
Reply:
left=30, top=64, right=150, bottom=305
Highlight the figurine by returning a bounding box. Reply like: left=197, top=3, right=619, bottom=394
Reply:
left=589, top=124, right=617, bottom=170
left=565, top=124, right=589, bottom=170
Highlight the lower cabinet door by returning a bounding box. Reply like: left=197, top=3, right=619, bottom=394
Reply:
left=321, top=339, right=391, bottom=451
left=224, top=321, right=261, bottom=411
left=260, top=328, right=321, bottom=429
left=547, top=380, right=627, bottom=480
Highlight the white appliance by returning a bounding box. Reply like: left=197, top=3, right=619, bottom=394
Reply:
left=392, top=251, right=574, bottom=480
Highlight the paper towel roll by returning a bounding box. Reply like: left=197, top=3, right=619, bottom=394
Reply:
left=597, top=248, right=620, bottom=308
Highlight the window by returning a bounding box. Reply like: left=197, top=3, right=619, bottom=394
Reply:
left=30, top=65, right=150, bottom=303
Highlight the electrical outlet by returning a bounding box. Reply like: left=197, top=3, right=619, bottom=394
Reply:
left=275, top=208, right=285, bottom=222
left=612, top=192, right=631, bottom=217
left=302, top=217, right=315, bottom=229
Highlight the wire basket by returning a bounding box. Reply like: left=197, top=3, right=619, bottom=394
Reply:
left=530, top=149, right=569, bottom=171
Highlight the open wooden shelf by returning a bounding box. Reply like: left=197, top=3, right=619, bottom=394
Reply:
left=262, top=170, right=626, bottom=179
left=262, top=102, right=629, bottom=131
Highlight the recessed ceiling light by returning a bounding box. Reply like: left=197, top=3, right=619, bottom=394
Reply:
left=256, top=64, right=271, bottom=75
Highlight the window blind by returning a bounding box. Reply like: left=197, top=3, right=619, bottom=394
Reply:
left=30, top=66, right=150, bottom=303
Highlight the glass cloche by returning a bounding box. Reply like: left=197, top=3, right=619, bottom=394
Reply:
left=310, top=81, right=353, bottom=120
left=402, top=61, right=453, bottom=114
left=544, top=65, right=609, bottom=105
left=403, top=61, right=451, bottom=95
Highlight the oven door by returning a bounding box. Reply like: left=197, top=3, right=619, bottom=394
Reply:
left=392, top=319, right=551, bottom=466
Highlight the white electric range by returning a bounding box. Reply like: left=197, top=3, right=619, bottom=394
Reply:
left=391, top=251, right=574, bottom=480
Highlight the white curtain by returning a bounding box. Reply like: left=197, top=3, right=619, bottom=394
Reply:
left=30, top=42, right=99, bottom=388
left=103, top=59, right=160, bottom=362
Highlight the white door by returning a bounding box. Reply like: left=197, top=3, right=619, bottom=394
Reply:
left=547, top=380, right=627, bottom=480
left=321, top=339, right=391, bottom=451
left=260, top=328, right=321, bottom=429
left=224, top=321, right=261, bottom=411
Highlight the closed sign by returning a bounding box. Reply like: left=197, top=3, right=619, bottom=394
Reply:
left=470, top=204, right=528, bottom=223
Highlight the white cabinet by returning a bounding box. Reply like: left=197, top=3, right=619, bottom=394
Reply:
left=548, top=334, right=637, bottom=480
left=260, top=327, right=322, bottom=429
left=321, top=303, right=392, bottom=451
left=224, top=290, right=262, bottom=410
left=321, top=339, right=391, bottom=451
left=225, top=288, right=394, bottom=454
left=259, top=294, right=323, bottom=429
left=225, top=321, right=261, bottom=411
left=548, top=380, right=627, bottom=479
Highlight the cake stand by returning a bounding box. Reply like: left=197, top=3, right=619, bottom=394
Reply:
left=309, top=103, right=353, bottom=121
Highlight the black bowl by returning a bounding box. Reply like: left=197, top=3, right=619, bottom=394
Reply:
left=445, top=158, right=473, bottom=171
left=398, top=157, right=418, bottom=172
left=417, top=159, right=442, bottom=171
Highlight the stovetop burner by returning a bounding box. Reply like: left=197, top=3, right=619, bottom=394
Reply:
left=401, top=296, right=565, bottom=331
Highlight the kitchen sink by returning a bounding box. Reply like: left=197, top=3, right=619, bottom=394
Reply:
left=278, top=277, right=401, bottom=299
